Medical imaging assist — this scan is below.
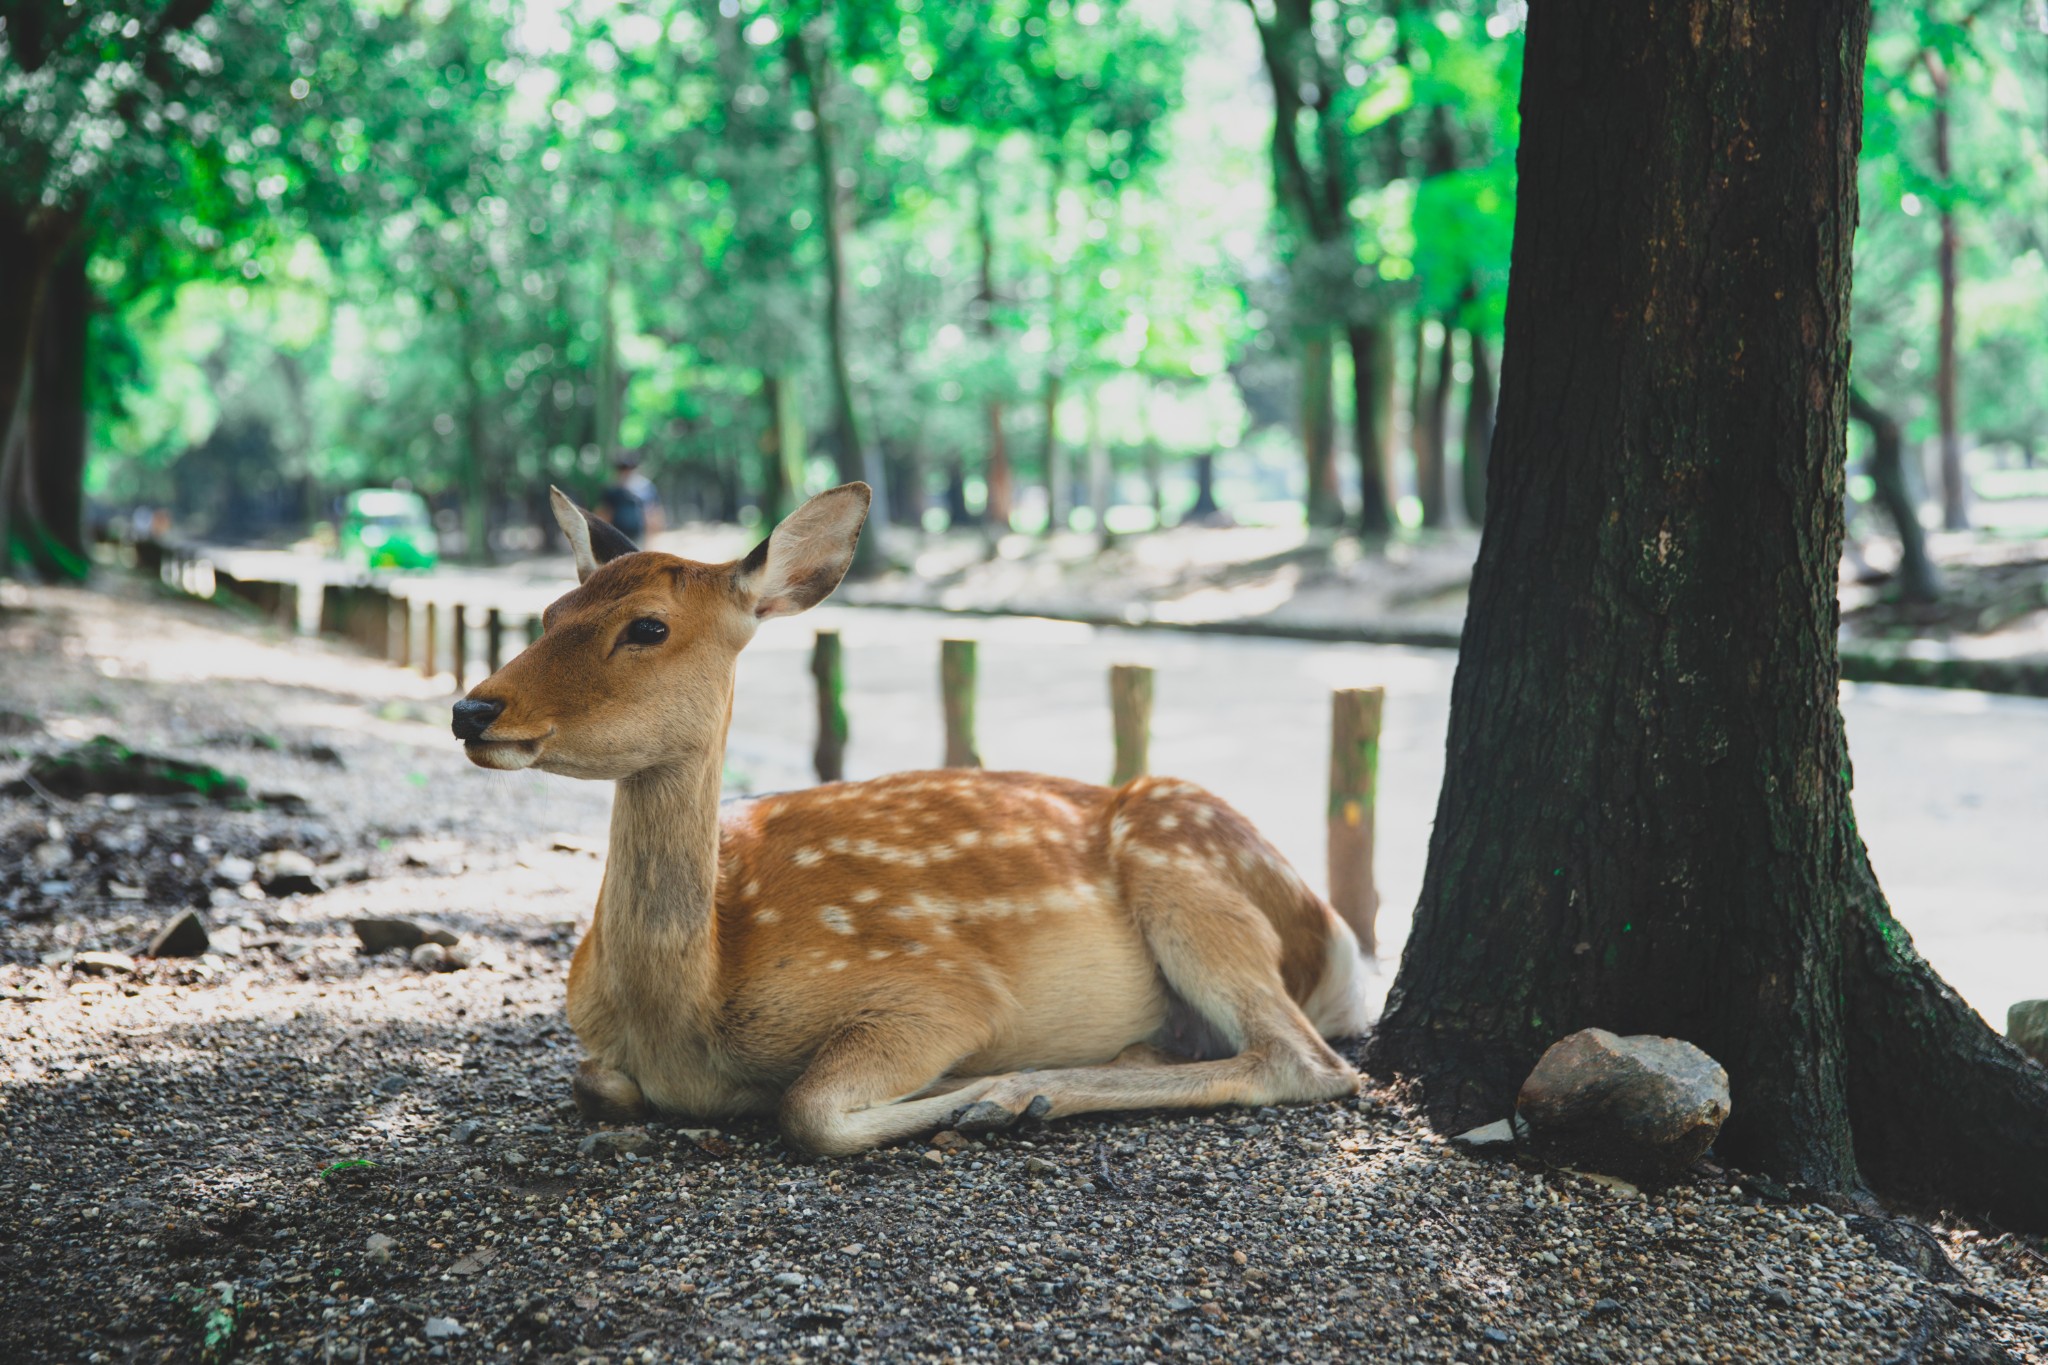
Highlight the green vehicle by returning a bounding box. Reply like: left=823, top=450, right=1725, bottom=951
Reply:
left=339, top=489, right=439, bottom=571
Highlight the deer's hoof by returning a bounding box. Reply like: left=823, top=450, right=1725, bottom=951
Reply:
left=951, top=1100, right=1019, bottom=1135
left=572, top=1060, right=648, bottom=1124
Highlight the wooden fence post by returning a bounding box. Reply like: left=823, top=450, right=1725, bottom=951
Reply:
left=1328, top=686, right=1385, bottom=957
left=391, top=595, right=411, bottom=668
left=940, top=638, right=981, bottom=768
left=451, top=604, right=469, bottom=690
left=811, top=629, right=847, bottom=783
left=420, top=601, right=439, bottom=679
left=485, top=608, right=504, bottom=676
left=1109, top=664, right=1154, bottom=787
left=526, top=613, right=545, bottom=646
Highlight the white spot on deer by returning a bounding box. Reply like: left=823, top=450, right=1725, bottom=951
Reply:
left=852, top=887, right=881, bottom=904
left=1157, top=814, right=1180, bottom=832
left=1110, top=814, right=1134, bottom=847
left=754, top=909, right=780, bottom=926
left=1043, top=829, right=1068, bottom=845
left=792, top=847, right=823, bottom=868
left=866, top=948, right=891, bottom=961
left=990, top=830, right=1035, bottom=849
left=954, top=829, right=982, bottom=848
left=902, top=940, right=929, bottom=956
left=744, top=879, right=762, bottom=898
left=935, top=959, right=956, bottom=971
left=820, top=906, right=854, bottom=935
left=1132, top=847, right=1173, bottom=869
left=826, top=959, right=849, bottom=972
left=1192, top=807, right=1216, bottom=827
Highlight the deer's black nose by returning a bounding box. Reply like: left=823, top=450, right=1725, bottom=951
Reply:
left=452, top=697, right=505, bottom=741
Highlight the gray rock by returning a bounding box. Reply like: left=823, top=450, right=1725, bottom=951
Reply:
left=366, top=1233, right=395, bottom=1264
left=578, top=1128, right=654, bottom=1158
left=1025, top=1156, right=1057, bottom=1175
left=213, top=855, right=257, bottom=885
left=31, top=841, right=72, bottom=871
left=410, top=943, right=448, bottom=972
left=74, top=951, right=138, bottom=976
left=423, top=1317, right=465, bottom=1340
left=450, top=1120, right=483, bottom=1145
left=256, top=849, right=325, bottom=897
left=1451, top=1118, right=1519, bottom=1154
left=2008, top=1000, right=2048, bottom=1066
left=1516, top=1028, right=1730, bottom=1188
left=773, top=1272, right=806, bottom=1288
left=352, top=918, right=459, bottom=954
left=147, top=910, right=209, bottom=958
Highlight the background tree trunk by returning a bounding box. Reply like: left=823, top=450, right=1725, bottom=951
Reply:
left=790, top=25, right=887, bottom=573
left=1848, top=386, right=1940, bottom=603
left=1409, top=318, right=1449, bottom=528
left=0, top=207, right=84, bottom=579
left=974, top=158, right=1013, bottom=532
left=1301, top=332, right=1342, bottom=527
left=25, top=247, right=92, bottom=577
left=1347, top=320, right=1395, bottom=537
left=1926, top=54, right=1968, bottom=531
left=1460, top=329, right=1494, bottom=526
left=1372, top=0, right=2048, bottom=1229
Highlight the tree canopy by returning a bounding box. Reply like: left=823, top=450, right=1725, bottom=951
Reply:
left=0, top=0, right=2041, bottom=570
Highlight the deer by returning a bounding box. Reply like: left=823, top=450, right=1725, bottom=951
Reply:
left=451, top=482, right=1373, bottom=1155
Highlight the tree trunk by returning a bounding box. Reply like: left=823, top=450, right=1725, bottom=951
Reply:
left=26, top=246, right=91, bottom=577
left=1371, top=0, right=2048, bottom=1228
left=974, top=159, right=1013, bottom=532
left=1346, top=321, right=1395, bottom=538
left=459, top=301, right=493, bottom=564
left=1848, top=386, right=1940, bottom=603
left=1301, top=332, right=1341, bottom=527
left=1041, top=157, right=1066, bottom=536
left=1410, top=318, right=1449, bottom=528
left=1188, top=453, right=1221, bottom=521
left=0, top=207, right=84, bottom=580
left=1927, top=56, right=1967, bottom=532
left=760, top=372, right=805, bottom=523
left=1460, top=330, right=1495, bottom=526
left=1085, top=383, right=1113, bottom=550
left=788, top=23, right=886, bottom=574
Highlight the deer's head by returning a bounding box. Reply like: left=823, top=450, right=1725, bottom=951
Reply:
left=453, top=483, right=870, bottom=780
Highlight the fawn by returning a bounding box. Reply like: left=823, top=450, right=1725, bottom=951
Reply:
left=453, top=483, right=1370, bottom=1153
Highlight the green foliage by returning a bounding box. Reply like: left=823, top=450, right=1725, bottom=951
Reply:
left=33, top=0, right=2045, bottom=543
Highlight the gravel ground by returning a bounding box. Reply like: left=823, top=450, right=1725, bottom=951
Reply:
left=4, top=579, right=2046, bottom=1364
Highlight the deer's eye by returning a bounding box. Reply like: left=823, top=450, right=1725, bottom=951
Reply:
left=624, top=618, right=669, bottom=647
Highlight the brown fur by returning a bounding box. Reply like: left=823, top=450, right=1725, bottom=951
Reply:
left=461, top=484, right=1366, bottom=1154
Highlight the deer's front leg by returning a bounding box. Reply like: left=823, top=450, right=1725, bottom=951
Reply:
left=573, top=1058, right=650, bottom=1124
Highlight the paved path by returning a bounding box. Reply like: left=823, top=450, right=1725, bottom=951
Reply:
left=713, top=604, right=2047, bottom=1031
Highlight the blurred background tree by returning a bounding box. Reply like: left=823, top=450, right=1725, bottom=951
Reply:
left=3, top=0, right=2041, bottom=577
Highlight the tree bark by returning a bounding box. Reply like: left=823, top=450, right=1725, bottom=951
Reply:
left=1372, top=0, right=2047, bottom=1228
left=973, top=154, right=1014, bottom=532
left=1301, top=332, right=1341, bottom=527
left=759, top=372, right=805, bottom=523
left=1848, top=386, right=1940, bottom=603
left=26, top=246, right=92, bottom=576
left=788, top=22, right=886, bottom=573
left=1346, top=321, right=1395, bottom=538
left=1409, top=318, right=1450, bottom=528
left=1040, top=157, right=1066, bottom=535
left=1460, top=330, right=1495, bottom=526
left=0, top=206, right=85, bottom=579
left=1926, top=53, right=1968, bottom=531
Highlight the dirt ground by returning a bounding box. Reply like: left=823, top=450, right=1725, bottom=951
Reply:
left=3, top=579, right=2046, bottom=1364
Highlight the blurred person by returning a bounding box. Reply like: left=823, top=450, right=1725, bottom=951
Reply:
left=596, top=453, right=664, bottom=542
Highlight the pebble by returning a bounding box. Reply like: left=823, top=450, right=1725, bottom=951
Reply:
left=365, top=1233, right=394, bottom=1265
left=577, top=1129, right=653, bottom=1158
left=147, top=910, right=210, bottom=958
left=450, top=1120, right=483, bottom=1144
left=422, top=1316, right=465, bottom=1339
left=73, top=951, right=137, bottom=976
left=772, top=1272, right=805, bottom=1288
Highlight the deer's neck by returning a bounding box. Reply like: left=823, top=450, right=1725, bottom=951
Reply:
left=599, top=740, right=727, bottom=999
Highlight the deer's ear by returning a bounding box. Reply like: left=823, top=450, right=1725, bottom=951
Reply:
left=550, top=486, right=638, bottom=583
left=733, top=483, right=871, bottom=619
